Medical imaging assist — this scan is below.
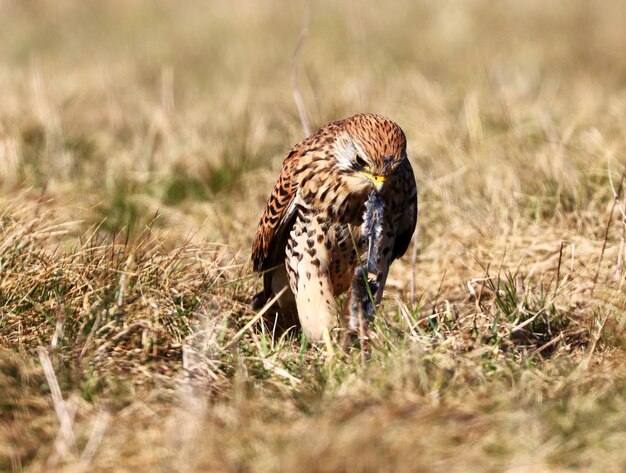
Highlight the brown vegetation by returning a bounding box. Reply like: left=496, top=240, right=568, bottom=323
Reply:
left=1, top=1, right=625, bottom=471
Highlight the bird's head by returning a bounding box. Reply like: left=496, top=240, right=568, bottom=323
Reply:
left=333, top=113, right=407, bottom=193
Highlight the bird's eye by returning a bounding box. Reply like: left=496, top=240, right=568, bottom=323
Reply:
left=355, top=154, right=369, bottom=169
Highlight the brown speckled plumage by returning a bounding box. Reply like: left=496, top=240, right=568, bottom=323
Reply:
left=252, top=113, right=417, bottom=341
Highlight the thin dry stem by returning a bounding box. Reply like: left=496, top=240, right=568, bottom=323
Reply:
left=290, top=5, right=312, bottom=137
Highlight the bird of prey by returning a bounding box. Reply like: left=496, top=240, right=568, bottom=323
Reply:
left=251, top=113, right=417, bottom=342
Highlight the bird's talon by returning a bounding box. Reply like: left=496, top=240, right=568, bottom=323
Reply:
left=322, top=328, right=334, bottom=359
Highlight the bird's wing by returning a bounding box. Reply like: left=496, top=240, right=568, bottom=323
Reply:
left=252, top=148, right=301, bottom=272
left=391, top=159, right=418, bottom=261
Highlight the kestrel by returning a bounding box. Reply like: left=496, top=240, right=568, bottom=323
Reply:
left=251, top=113, right=417, bottom=342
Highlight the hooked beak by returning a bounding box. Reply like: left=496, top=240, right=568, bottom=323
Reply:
left=360, top=172, right=386, bottom=191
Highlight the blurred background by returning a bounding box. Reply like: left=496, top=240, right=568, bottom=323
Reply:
left=1, top=0, right=625, bottom=248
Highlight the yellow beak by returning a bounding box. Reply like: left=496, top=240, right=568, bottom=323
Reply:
left=361, top=172, right=386, bottom=191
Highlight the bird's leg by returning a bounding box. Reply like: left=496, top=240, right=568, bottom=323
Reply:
left=322, top=327, right=335, bottom=361
left=339, top=291, right=355, bottom=350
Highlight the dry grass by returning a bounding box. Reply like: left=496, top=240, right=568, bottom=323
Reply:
left=1, top=0, right=625, bottom=472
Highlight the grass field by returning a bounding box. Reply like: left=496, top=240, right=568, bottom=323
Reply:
left=1, top=1, right=625, bottom=471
